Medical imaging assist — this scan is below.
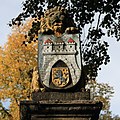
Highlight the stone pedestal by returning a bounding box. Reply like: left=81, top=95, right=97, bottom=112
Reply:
left=20, top=92, right=102, bottom=120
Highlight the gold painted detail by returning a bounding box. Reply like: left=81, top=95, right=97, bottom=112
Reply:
left=39, top=6, right=79, bottom=37
left=52, top=67, right=69, bottom=87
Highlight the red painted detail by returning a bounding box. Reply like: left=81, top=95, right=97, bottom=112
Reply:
left=68, top=38, right=75, bottom=43
left=44, top=39, right=53, bottom=44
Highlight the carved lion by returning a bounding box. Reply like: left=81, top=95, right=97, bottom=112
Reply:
left=39, top=6, right=79, bottom=37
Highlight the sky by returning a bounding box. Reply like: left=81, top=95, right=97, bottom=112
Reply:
left=0, top=0, right=120, bottom=116
left=98, top=37, right=120, bottom=116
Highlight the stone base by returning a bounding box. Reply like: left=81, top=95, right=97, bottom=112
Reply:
left=20, top=92, right=102, bottom=120
left=20, top=100, right=102, bottom=120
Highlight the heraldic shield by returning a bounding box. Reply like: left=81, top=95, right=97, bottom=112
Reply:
left=38, top=34, right=82, bottom=90
left=52, top=67, right=69, bottom=88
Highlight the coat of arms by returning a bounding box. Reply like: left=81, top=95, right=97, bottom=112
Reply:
left=38, top=6, right=82, bottom=90
left=52, top=67, right=69, bottom=87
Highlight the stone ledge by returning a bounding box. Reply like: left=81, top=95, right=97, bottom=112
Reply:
left=20, top=100, right=102, bottom=120
left=32, top=91, right=90, bottom=101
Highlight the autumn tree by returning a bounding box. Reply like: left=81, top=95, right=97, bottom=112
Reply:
left=0, top=19, right=38, bottom=120
left=10, top=0, right=120, bottom=79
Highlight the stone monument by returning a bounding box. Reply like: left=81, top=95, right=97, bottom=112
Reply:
left=20, top=6, right=102, bottom=120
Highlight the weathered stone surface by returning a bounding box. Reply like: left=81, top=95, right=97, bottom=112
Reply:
left=32, top=91, right=90, bottom=101
left=20, top=99, right=102, bottom=120
left=31, top=118, right=89, bottom=120
left=31, top=118, right=90, bottom=120
left=20, top=91, right=102, bottom=120
left=38, top=34, right=82, bottom=90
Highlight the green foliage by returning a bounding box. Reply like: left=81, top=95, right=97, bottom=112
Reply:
left=86, top=80, right=115, bottom=119
left=86, top=80, right=114, bottom=109
left=9, top=0, right=120, bottom=79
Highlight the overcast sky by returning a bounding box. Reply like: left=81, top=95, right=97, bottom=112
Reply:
left=0, top=0, right=120, bottom=116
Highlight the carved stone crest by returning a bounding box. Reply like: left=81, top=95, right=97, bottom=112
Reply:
left=37, top=6, right=82, bottom=90
left=38, top=34, right=81, bottom=90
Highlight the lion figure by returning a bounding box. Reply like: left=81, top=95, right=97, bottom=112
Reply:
left=39, top=6, right=78, bottom=37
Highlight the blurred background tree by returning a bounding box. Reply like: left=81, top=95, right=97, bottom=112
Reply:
left=86, top=80, right=113, bottom=119
left=0, top=101, right=12, bottom=120
left=0, top=19, right=38, bottom=120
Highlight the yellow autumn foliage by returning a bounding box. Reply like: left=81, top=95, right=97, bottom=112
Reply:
left=0, top=19, right=38, bottom=120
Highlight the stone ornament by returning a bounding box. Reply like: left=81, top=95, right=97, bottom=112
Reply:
left=35, top=6, right=82, bottom=90
left=38, top=6, right=79, bottom=37
left=38, top=34, right=82, bottom=90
